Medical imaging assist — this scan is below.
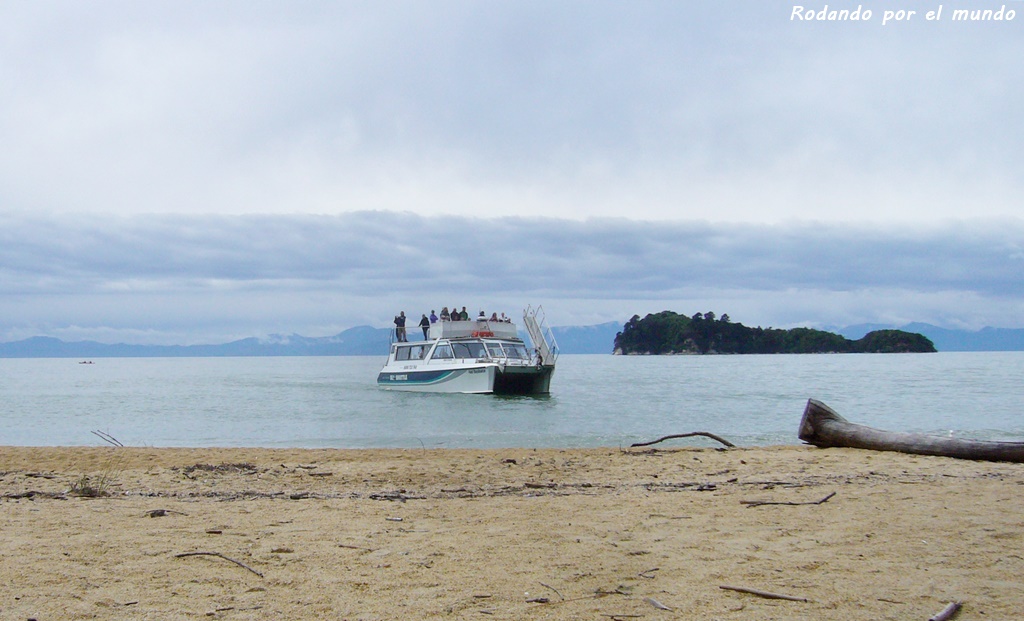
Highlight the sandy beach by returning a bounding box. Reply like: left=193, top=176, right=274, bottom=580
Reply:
left=2, top=444, right=1021, bottom=620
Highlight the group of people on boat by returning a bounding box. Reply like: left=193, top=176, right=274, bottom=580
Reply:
left=438, top=306, right=512, bottom=323
left=393, top=306, right=514, bottom=342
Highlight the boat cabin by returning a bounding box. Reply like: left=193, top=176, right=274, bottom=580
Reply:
left=389, top=337, right=533, bottom=365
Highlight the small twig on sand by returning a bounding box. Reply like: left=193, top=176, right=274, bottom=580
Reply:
left=928, top=601, right=963, bottom=621
left=175, top=551, right=263, bottom=577
left=720, top=585, right=811, bottom=602
left=146, top=509, right=189, bottom=517
left=644, top=596, right=673, bottom=611
left=630, top=432, right=736, bottom=449
left=91, top=430, right=124, bottom=447
left=741, top=491, right=837, bottom=508
left=539, top=582, right=564, bottom=601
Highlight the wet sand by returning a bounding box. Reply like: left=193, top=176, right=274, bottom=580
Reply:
left=1, top=444, right=1021, bottom=619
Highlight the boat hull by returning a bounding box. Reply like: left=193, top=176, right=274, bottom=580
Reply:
left=493, top=364, right=554, bottom=395
left=377, top=365, right=497, bottom=394
left=377, top=364, right=554, bottom=395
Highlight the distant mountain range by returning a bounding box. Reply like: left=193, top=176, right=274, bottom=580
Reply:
left=0, top=321, right=1021, bottom=358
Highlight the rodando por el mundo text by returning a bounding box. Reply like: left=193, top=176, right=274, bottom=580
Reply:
left=791, top=4, right=1017, bottom=25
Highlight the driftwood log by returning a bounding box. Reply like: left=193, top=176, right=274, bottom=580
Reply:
left=799, top=399, right=1024, bottom=463
left=630, top=432, right=735, bottom=449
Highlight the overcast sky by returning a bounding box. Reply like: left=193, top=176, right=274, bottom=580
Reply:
left=1, top=1, right=1022, bottom=344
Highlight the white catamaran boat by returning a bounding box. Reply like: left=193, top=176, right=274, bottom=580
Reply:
left=377, top=305, right=558, bottom=394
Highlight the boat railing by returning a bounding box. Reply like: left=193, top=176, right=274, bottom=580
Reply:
left=387, top=328, right=433, bottom=345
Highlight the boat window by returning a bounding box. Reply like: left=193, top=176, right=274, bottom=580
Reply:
left=395, top=345, right=427, bottom=361
left=505, top=344, right=529, bottom=359
left=452, top=341, right=487, bottom=359
left=486, top=343, right=504, bottom=358
left=431, top=344, right=454, bottom=360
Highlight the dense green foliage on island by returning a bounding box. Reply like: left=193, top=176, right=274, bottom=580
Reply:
left=614, top=311, right=937, bottom=354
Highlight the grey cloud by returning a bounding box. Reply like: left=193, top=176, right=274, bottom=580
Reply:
left=2, top=211, right=1022, bottom=343
left=3, top=211, right=1021, bottom=299
left=1, top=3, right=1021, bottom=221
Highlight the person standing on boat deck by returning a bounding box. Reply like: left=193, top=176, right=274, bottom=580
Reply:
left=394, top=311, right=407, bottom=342
left=430, top=310, right=438, bottom=323
left=440, top=307, right=450, bottom=321
left=460, top=307, right=470, bottom=321
left=419, top=314, right=430, bottom=339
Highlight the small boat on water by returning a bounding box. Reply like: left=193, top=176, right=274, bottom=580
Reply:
left=377, top=305, right=558, bottom=394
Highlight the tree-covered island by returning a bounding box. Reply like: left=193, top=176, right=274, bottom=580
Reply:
left=613, top=311, right=937, bottom=355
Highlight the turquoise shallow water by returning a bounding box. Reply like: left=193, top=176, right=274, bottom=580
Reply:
left=1, top=352, right=1021, bottom=448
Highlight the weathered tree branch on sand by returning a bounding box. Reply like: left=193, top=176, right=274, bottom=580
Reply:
left=928, top=601, right=963, bottom=621
left=799, top=399, right=1024, bottom=463
left=719, top=585, right=811, bottom=602
left=630, top=432, right=736, bottom=449
left=741, top=491, right=836, bottom=508
left=174, top=551, right=264, bottom=577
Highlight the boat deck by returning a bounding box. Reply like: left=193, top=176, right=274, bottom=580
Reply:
left=428, top=320, right=518, bottom=341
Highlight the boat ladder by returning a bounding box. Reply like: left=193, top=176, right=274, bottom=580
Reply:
left=523, top=304, right=559, bottom=365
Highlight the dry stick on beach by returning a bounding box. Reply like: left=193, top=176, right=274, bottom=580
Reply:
left=719, top=585, right=812, bottom=603
left=928, top=601, right=964, bottom=621
left=91, top=430, right=124, bottom=447
left=630, top=432, right=736, bottom=449
left=741, top=491, right=837, bottom=508
left=644, top=596, right=673, bottom=611
left=146, top=509, right=189, bottom=518
left=174, top=552, right=264, bottom=578
left=539, top=582, right=564, bottom=601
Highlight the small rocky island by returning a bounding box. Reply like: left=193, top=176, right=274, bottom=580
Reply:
left=613, top=311, right=936, bottom=355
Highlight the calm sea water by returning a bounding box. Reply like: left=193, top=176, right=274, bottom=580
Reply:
left=1, top=353, right=1022, bottom=449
